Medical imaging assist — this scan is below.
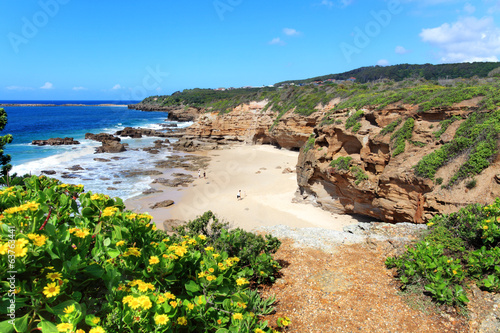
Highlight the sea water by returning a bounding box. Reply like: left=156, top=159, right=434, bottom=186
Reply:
left=1, top=101, right=191, bottom=200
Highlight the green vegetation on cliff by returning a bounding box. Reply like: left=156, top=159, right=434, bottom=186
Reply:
left=277, top=62, right=500, bottom=85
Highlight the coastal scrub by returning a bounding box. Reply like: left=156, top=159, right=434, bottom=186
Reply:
left=0, top=175, right=282, bottom=332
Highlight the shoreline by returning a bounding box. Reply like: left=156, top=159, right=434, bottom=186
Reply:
left=0, top=103, right=129, bottom=107
left=125, top=144, right=361, bottom=232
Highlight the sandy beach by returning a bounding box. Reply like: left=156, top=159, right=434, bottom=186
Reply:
left=125, top=144, right=360, bottom=232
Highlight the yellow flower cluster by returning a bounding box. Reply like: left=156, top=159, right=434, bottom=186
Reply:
left=90, top=193, right=108, bottom=201
left=122, top=295, right=153, bottom=311
left=69, top=228, right=90, bottom=238
left=0, top=238, right=30, bottom=257
left=4, top=201, right=40, bottom=215
left=123, top=247, right=141, bottom=257
left=129, top=279, right=155, bottom=292
left=27, top=233, right=48, bottom=247
left=102, top=206, right=119, bottom=217
left=89, top=326, right=106, bottom=333
left=0, top=186, right=15, bottom=196
left=168, top=244, right=188, bottom=257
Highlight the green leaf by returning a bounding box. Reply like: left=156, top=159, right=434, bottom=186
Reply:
left=185, top=280, right=201, bottom=294
left=0, top=319, right=14, bottom=333
left=40, top=319, right=58, bottom=333
left=44, top=223, right=56, bottom=237
left=215, top=329, right=229, bottom=333
left=13, top=313, right=28, bottom=333
left=103, top=238, right=111, bottom=247
left=81, top=207, right=95, bottom=217
left=46, top=300, right=81, bottom=316
left=83, top=265, right=104, bottom=278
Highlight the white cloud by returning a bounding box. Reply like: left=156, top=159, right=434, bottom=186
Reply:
left=320, top=0, right=334, bottom=8
left=420, top=16, right=500, bottom=62
left=6, top=86, right=34, bottom=91
left=269, top=37, right=286, bottom=46
left=283, top=28, right=301, bottom=36
left=395, top=46, right=411, bottom=54
left=463, top=3, right=475, bottom=14
left=112, top=84, right=122, bottom=90
left=72, top=86, right=87, bottom=91
left=377, top=59, right=390, bottom=66
left=40, top=82, right=53, bottom=89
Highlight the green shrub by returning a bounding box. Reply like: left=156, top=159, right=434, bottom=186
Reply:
left=391, top=118, right=415, bottom=156
left=434, top=115, right=461, bottom=139
left=330, top=156, right=353, bottom=171
left=345, top=110, right=364, bottom=131
left=303, top=134, right=316, bottom=153
left=350, top=166, right=369, bottom=185
left=387, top=199, right=500, bottom=305
left=465, top=179, right=477, bottom=189
left=380, top=119, right=402, bottom=136
left=352, top=122, right=362, bottom=133
left=435, top=177, right=443, bottom=185
left=415, top=110, right=500, bottom=183
left=0, top=176, right=281, bottom=333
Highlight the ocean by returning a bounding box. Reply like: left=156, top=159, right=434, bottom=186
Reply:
left=0, top=101, right=191, bottom=200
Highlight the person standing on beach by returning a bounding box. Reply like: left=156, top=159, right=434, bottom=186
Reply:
left=203, top=171, right=206, bottom=179
left=198, top=170, right=201, bottom=178
left=237, top=190, right=241, bottom=200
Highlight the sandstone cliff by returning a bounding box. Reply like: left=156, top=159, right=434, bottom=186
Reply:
left=295, top=101, right=500, bottom=223
left=180, top=95, right=500, bottom=223
left=128, top=103, right=202, bottom=122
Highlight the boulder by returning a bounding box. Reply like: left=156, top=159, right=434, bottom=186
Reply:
left=32, top=137, right=80, bottom=146
left=85, top=133, right=121, bottom=142
left=151, top=200, right=175, bottom=209
left=95, top=140, right=127, bottom=153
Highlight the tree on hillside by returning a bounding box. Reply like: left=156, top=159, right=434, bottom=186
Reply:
left=0, top=108, right=13, bottom=178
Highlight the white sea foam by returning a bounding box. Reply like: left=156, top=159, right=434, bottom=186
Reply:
left=10, top=120, right=187, bottom=200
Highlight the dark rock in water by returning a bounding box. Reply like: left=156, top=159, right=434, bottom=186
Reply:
left=143, top=147, right=160, bottom=154
left=61, top=173, right=78, bottom=179
left=122, top=169, right=163, bottom=177
left=68, top=165, right=84, bottom=171
left=151, top=200, right=174, bottom=209
left=111, top=156, right=128, bottom=160
left=113, top=181, right=122, bottom=184
left=107, top=187, right=118, bottom=191
left=116, top=127, right=169, bottom=139
left=41, top=170, right=56, bottom=175
left=95, top=140, right=127, bottom=153
left=32, top=137, right=80, bottom=146
left=153, top=173, right=194, bottom=187
left=93, top=158, right=111, bottom=162
left=85, top=133, right=121, bottom=142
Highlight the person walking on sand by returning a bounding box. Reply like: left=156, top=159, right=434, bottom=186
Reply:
left=203, top=171, right=206, bottom=179
left=237, top=190, right=241, bottom=200
left=198, top=170, right=201, bottom=178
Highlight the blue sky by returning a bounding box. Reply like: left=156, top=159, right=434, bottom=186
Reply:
left=1, top=0, right=500, bottom=100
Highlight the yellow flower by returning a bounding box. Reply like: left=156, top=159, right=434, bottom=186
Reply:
left=255, top=329, right=265, bottom=333
left=122, top=295, right=134, bottom=305
left=186, top=302, right=194, bottom=310
left=33, top=235, right=47, bottom=247
left=127, top=213, right=137, bottom=220
left=116, top=240, right=125, bottom=246
left=56, top=322, right=73, bottom=332
left=90, top=194, right=102, bottom=200
left=157, top=295, right=166, bottom=304
left=208, top=268, right=214, bottom=273
left=169, top=300, right=178, bottom=308
left=452, top=270, right=458, bottom=275
left=14, top=238, right=29, bottom=257
left=197, top=296, right=204, bottom=305
left=188, top=238, right=197, bottom=245
left=198, top=272, right=206, bottom=278
left=47, top=272, right=62, bottom=281
left=123, top=247, right=141, bottom=257
left=43, top=282, right=61, bottom=298
left=91, top=317, right=100, bottom=325
left=76, top=330, right=85, bottom=333
left=154, top=314, right=169, bottom=325
left=177, top=316, right=187, bottom=326
left=102, top=206, right=118, bottom=217
left=139, top=295, right=152, bottom=310
left=484, top=225, right=489, bottom=230
left=485, top=219, right=491, bottom=223
left=128, top=298, right=141, bottom=310
left=236, top=278, right=249, bottom=286
left=149, top=256, right=160, bottom=265
left=232, top=313, right=243, bottom=320
left=164, top=292, right=175, bottom=300
left=204, top=246, right=214, bottom=252
left=89, top=326, right=105, bottom=333
left=427, top=222, right=434, bottom=227
left=74, top=229, right=90, bottom=238
left=213, top=253, right=220, bottom=258
left=198, top=234, right=206, bottom=240
left=206, top=275, right=216, bottom=281
left=63, top=304, right=75, bottom=314
left=0, top=242, right=9, bottom=255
